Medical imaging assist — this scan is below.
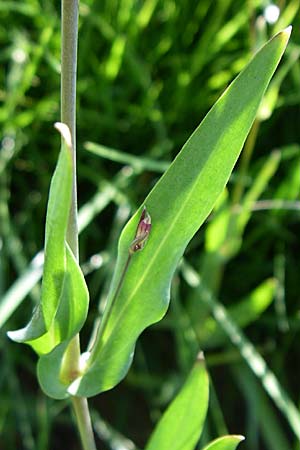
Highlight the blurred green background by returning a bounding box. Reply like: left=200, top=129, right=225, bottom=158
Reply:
left=1, top=1, right=300, bottom=449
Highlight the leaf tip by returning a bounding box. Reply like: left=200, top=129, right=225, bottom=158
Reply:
left=235, top=435, right=245, bottom=442
left=54, top=122, right=73, bottom=150
left=196, top=350, right=205, bottom=362
left=68, top=376, right=82, bottom=396
left=278, top=25, right=292, bottom=43
left=6, top=330, right=16, bottom=341
left=283, top=25, right=292, bottom=37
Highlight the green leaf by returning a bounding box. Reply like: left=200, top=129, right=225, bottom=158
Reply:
left=36, top=244, right=90, bottom=399
left=69, top=29, right=291, bottom=397
left=205, top=148, right=281, bottom=263
left=196, top=276, right=300, bottom=441
left=8, top=124, right=89, bottom=355
left=145, top=354, right=209, bottom=450
left=201, top=435, right=245, bottom=450
left=32, top=244, right=89, bottom=353
left=235, top=150, right=281, bottom=235
left=85, top=141, right=169, bottom=173
left=197, top=278, right=276, bottom=348
left=37, top=340, right=70, bottom=399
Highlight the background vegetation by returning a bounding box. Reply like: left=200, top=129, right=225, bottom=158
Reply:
left=0, top=1, right=300, bottom=449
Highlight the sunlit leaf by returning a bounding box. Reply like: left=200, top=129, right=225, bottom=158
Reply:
left=201, top=435, right=245, bottom=450
left=68, top=29, right=290, bottom=397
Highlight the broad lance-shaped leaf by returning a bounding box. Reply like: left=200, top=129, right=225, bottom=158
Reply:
left=37, top=338, right=73, bottom=399
left=145, top=353, right=209, bottom=450
left=8, top=124, right=89, bottom=355
left=201, top=436, right=245, bottom=450
left=69, top=29, right=291, bottom=397
left=36, top=208, right=151, bottom=399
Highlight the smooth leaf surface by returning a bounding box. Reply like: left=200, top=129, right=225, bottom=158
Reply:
left=8, top=125, right=73, bottom=350
left=35, top=244, right=89, bottom=353
left=36, top=245, right=90, bottom=398
left=145, top=354, right=209, bottom=450
left=201, top=435, right=245, bottom=450
left=187, top=142, right=281, bottom=315
left=37, top=340, right=70, bottom=399
left=8, top=124, right=89, bottom=355
left=69, top=29, right=290, bottom=397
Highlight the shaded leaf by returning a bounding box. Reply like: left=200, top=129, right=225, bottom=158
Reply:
left=8, top=124, right=89, bottom=356
left=37, top=340, right=70, bottom=399
left=145, top=354, right=209, bottom=450
left=197, top=278, right=276, bottom=348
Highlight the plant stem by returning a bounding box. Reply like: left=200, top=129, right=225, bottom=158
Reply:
left=60, top=1, right=97, bottom=449
left=61, top=0, right=79, bottom=260
left=72, top=397, right=97, bottom=450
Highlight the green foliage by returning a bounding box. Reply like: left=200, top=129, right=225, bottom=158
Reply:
left=8, top=125, right=89, bottom=355
left=145, top=354, right=209, bottom=450
left=1, top=1, right=300, bottom=449
left=197, top=278, right=277, bottom=347
left=67, top=29, right=290, bottom=398
left=201, top=436, right=245, bottom=450
left=145, top=355, right=243, bottom=450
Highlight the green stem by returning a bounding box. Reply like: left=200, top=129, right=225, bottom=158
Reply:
left=60, top=1, right=97, bottom=449
left=61, top=0, right=79, bottom=259
left=72, top=397, right=98, bottom=450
